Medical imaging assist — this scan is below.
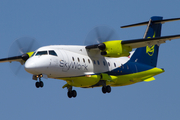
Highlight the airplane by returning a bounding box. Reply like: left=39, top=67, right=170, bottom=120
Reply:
left=0, top=16, right=180, bottom=98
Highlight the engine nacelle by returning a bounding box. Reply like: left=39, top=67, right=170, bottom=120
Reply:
left=98, top=40, right=132, bottom=57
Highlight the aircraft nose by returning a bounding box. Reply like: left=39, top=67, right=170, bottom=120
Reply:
left=24, top=56, right=50, bottom=75
left=24, top=58, right=37, bottom=74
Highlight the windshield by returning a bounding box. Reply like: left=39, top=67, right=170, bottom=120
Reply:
left=49, top=50, right=57, bottom=56
left=34, top=50, right=57, bottom=56
left=35, top=51, right=48, bottom=56
left=31, top=52, right=36, bottom=57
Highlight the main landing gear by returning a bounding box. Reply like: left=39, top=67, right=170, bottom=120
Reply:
left=102, top=85, right=111, bottom=94
left=34, top=75, right=44, bottom=88
left=67, top=86, right=77, bottom=98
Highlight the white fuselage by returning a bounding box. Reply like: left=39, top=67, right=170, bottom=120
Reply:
left=25, top=45, right=132, bottom=79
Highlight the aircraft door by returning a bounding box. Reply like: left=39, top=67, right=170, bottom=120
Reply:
left=106, top=59, right=112, bottom=71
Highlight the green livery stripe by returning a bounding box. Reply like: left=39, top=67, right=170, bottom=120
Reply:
left=60, top=67, right=164, bottom=88
left=111, top=67, right=164, bottom=86
left=26, top=51, right=34, bottom=57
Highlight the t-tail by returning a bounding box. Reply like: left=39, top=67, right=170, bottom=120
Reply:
left=121, top=16, right=180, bottom=67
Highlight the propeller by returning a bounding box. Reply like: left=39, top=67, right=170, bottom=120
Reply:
left=84, top=26, right=119, bottom=46
left=8, top=37, right=39, bottom=78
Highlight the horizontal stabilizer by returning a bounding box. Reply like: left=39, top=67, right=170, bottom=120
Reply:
left=121, top=18, right=180, bottom=28
left=144, top=77, right=155, bottom=82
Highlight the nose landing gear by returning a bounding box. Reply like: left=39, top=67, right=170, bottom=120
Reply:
left=33, top=74, right=44, bottom=88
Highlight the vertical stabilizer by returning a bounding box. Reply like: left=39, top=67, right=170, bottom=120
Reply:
left=130, top=16, right=163, bottom=67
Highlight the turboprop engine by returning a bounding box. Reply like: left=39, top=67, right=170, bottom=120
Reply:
left=84, top=26, right=132, bottom=58
left=98, top=40, right=132, bottom=57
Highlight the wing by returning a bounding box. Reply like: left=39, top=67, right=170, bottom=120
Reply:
left=85, top=34, right=180, bottom=57
left=0, top=55, right=24, bottom=63
left=0, top=52, right=34, bottom=64
left=86, top=34, right=180, bottom=50
left=121, top=34, right=180, bottom=48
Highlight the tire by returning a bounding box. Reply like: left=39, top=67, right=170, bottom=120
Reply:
left=102, top=86, right=106, bottom=94
left=106, top=85, right=111, bottom=93
left=72, top=90, right=77, bottom=98
left=35, top=82, right=40, bottom=88
left=39, top=81, right=44, bottom=88
left=67, top=91, right=72, bottom=98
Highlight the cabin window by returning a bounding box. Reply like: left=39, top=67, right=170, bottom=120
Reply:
left=103, top=61, right=106, bottom=66
left=108, top=62, right=110, bottom=66
left=88, top=59, right=90, bottom=63
left=114, top=63, right=116, bottom=67
left=83, top=58, right=85, bottom=63
left=35, top=51, right=48, bottom=56
left=127, top=65, right=129, bottom=69
left=49, top=50, right=57, bottom=56
left=78, top=58, right=80, bottom=62
left=97, top=60, right=100, bottom=65
left=93, top=60, right=96, bottom=64
left=72, top=57, right=75, bottom=61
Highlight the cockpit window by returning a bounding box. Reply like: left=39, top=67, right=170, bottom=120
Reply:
left=31, top=52, right=36, bottom=57
left=49, top=50, right=57, bottom=56
left=35, top=51, right=48, bottom=56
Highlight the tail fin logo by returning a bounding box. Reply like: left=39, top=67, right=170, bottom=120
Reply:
left=146, top=45, right=155, bottom=56
left=146, top=32, right=156, bottom=56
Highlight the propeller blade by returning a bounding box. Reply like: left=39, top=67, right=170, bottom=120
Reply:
left=8, top=37, right=39, bottom=78
left=84, top=26, right=119, bottom=46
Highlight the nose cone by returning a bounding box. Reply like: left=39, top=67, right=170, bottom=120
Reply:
left=24, top=58, right=37, bottom=74
left=25, top=56, right=50, bottom=75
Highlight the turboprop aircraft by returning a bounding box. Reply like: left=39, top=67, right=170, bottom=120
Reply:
left=0, top=16, right=180, bottom=98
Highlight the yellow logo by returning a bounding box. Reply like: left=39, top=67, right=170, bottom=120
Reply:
left=146, top=45, right=155, bottom=56
left=146, top=32, right=156, bottom=56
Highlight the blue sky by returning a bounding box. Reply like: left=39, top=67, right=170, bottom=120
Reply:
left=0, top=0, right=180, bottom=120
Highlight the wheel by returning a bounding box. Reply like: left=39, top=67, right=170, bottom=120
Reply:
left=102, top=86, right=106, bottom=94
left=72, top=90, right=77, bottom=98
left=35, top=82, right=40, bottom=88
left=67, top=91, right=72, bottom=98
left=39, top=81, right=44, bottom=88
left=106, top=85, right=111, bottom=93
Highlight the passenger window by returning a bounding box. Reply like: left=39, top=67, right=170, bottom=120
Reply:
left=127, top=65, right=129, bottom=69
left=72, top=57, right=75, bottom=61
left=36, top=51, right=48, bottom=56
left=88, top=59, right=90, bottom=63
left=103, top=61, right=106, bottom=66
left=97, top=60, right=100, bottom=65
left=78, top=58, right=80, bottom=62
left=108, top=62, right=110, bottom=66
left=83, top=58, right=85, bottom=63
left=114, top=63, right=116, bottom=67
left=49, top=50, right=57, bottom=56
left=93, top=60, right=96, bottom=64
